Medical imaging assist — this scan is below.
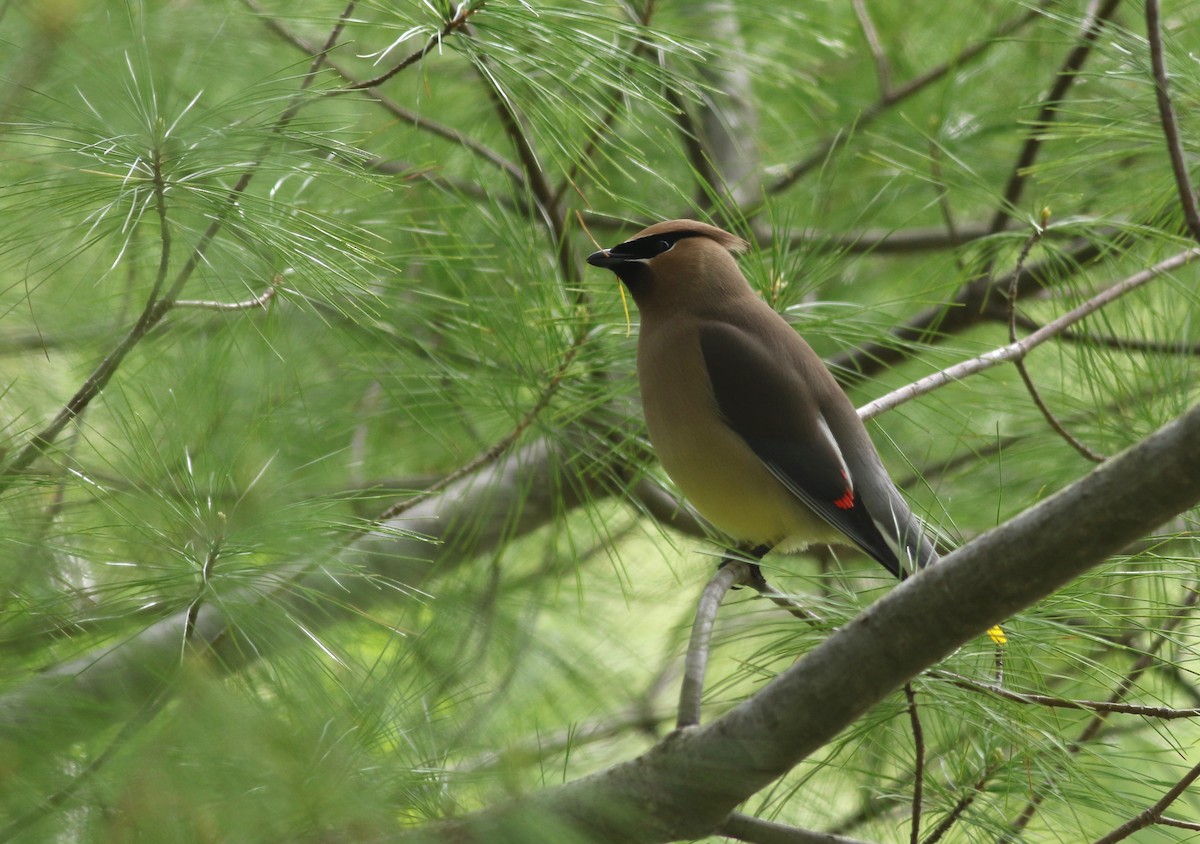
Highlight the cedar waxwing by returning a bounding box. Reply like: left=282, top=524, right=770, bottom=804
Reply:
left=587, top=219, right=939, bottom=577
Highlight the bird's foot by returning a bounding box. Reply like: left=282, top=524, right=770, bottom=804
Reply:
left=718, top=546, right=771, bottom=590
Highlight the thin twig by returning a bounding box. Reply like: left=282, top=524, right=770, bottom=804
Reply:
left=454, top=703, right=673, bottom=773
left=905, top=683, right=925, bottom=844
left=466, top=39, right=576, bottom=283
left=852, top=0, right=891, bottom=97
left=745, top=575, right=824, bottom=626
left=589, top=215, right=1033, bottom=254
left=473, top=60, right=559, bottom=219
left=343, top=3, right=481, bottom=90
left=660, top=45, right=717, bottom=195
left=1159, top=817, right=1200, bottom=831
left=1007, top=219, right=1106, bottom=462
left=0, top=142, right=169, bottom=489
left=920, top=765, right=1001, bottom=844
left=183, top=519, right=224, bottom=659
left=766, top=1, right=1050, bottom=196
left=1091, top=758, right=1200, bottom=843
left=367, top=97, right=525, bottom=182
left=364, top=156, right=532, bottom=214
left=935, top=671, right=1200, bottom=719
left=1146, top=0, right=1200, bottom=244
left=987, top=0, right=1122, bottom=236
left=812, top=221, right=998, bottom=254
left=174, top=275, right=282, bottom=311
left=678, top=562, right=751, bottom=729
left=858, top=248, right=1200, bottom=420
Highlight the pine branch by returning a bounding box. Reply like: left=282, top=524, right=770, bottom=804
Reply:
left=764, top=1, right=1050, bottom=198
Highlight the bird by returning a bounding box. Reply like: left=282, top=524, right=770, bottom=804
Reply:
left=586, top=219, right=940, bottom=578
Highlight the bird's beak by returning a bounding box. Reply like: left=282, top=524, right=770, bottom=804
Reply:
left=586, top=248, right=624, bottom=269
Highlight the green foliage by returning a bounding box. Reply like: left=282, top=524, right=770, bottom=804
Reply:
left=2, top=0, right=1200, bottom=841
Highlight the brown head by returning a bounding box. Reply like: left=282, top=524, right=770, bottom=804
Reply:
left=586, top=220, right=751, bottom=314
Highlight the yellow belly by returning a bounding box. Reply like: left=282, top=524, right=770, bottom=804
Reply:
left=638, top=323, right=839, bottom=551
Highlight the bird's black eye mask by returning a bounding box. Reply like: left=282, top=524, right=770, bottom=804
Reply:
left=586, top=230, right=707, bottom=287
left=609, top=231, right=701, bottom=261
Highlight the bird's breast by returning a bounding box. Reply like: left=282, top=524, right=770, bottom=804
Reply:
left=636, top=321, right=838, bottom=549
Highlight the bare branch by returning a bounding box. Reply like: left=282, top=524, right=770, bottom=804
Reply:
left=919, top=765, right=1000, bottom=844
left=174, top=275, right=282, bottom=311
left=1159, top=817, right=1200, bottom=832
left=928, top=139, right=963, bottom=249
left=1145, top=0, right=1200, bottom=244
left=858, top=248, right=1200, bottom=420
left=1000, top=309, right=1200, bottom=356
left=678, top=562, right=751, bottom=729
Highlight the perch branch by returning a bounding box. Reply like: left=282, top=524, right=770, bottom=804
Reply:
left=677, top=561, right=752, bottom=728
